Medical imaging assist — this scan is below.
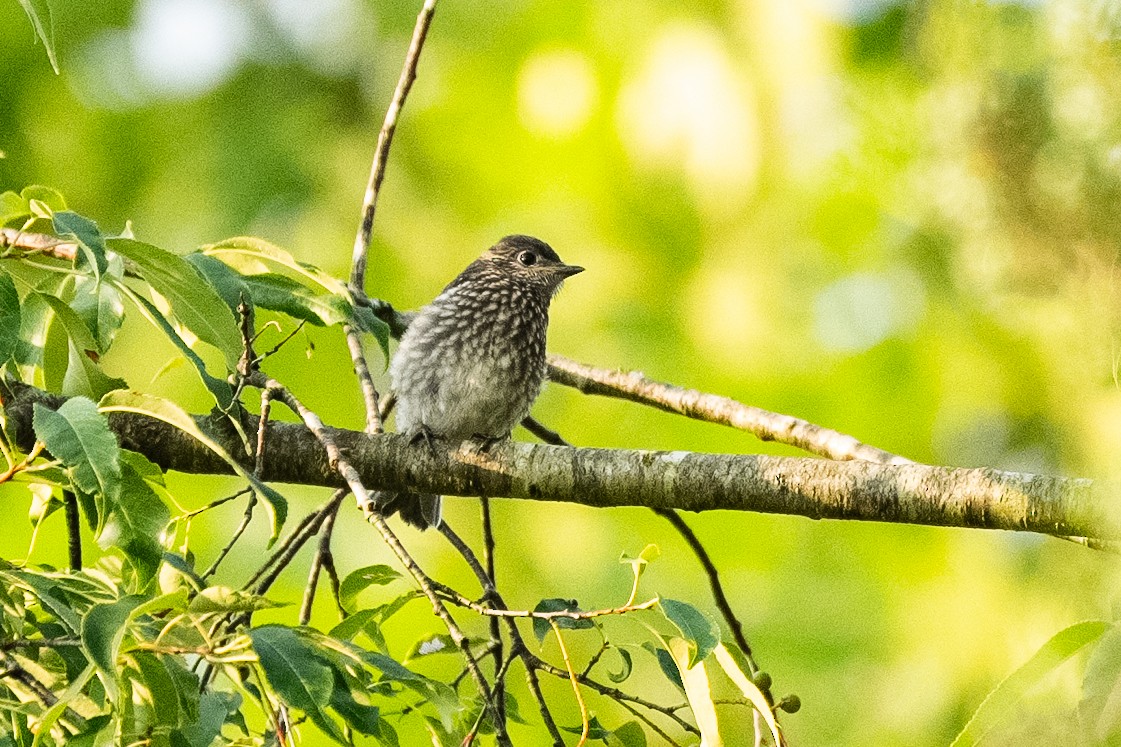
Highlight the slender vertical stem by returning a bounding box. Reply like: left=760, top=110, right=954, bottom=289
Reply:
left=63, top=490, right=81, bottom=570
left=440, top=522, right=565, bottom=745
left=479, top=497, right=506, bottom=731
left=349, top=0, right=439, bottom=291
left=299, top=500, right=341, bottom=625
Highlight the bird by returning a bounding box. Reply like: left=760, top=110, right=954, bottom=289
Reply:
left=374, top=235, right=584, bottom=529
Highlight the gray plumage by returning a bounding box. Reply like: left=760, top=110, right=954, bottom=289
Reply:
left=374, top=235, right=583, bottom=529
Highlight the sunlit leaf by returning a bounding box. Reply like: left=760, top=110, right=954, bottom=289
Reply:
left=204, top=236, right=350, bottom=296
left=15, top=0, right=59, bottom=73
left=532, top=598, right=595, bottom=642
left=53, top=210, right=108, bottom=279
left=667, top=636, right=722, bottom=746
left=108, top=238, right=242, bottom=369
left=1080, top=623, right=1121, bottom=743
left=951, top=620, right=1111, bottom=747
left=659, top=598, right=720, bottom=668
left=81, top=595, right=142, bottom=701
left=21, top=185, right=66, bottom=213
left=339, top=564, right=402, bottom=613
left=99, top=391, right=287, bottom=542
left=188, top=586, right=285, bottom=613
left=713, top=644, right=784, bottom=747
left=33, top=397, right=121, bottom=534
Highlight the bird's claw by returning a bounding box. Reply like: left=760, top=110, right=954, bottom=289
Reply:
left=470, top=433, right=507, bottom=453
left=409, top=426, right=441, bottom=455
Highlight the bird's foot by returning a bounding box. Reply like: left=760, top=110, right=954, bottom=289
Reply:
left=409, top=426, right=442, bottom=455
left=470, top=433, right=508, bottom=453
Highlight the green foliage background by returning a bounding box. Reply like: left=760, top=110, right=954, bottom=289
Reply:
left=2, top=0, right=1120, bottom=744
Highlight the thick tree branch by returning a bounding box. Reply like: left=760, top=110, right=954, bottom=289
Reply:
left=1, top=379, right=1112, bottom=540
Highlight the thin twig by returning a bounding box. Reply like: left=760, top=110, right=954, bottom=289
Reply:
left=365, top=510, right=509, bottom=745
left=243, top=499, right=335, bottom=592
left=0, top=441, right=44, bottom=484
left=349, top=0, right=439, bottom=291
left=551, top=621, right=589, bottom=747
left=344, top=324, right=383, bottom=434
left=479, top=496, right=506, bottom=732
left=255, top=492, right=346, bottom=597
left=654, top=510, right=759, bottom=665
left=63, top=490, right=81, bottom=570
left=523, top=649, right=700, bottom=735
left=299, top=500, right=342, bottom=625
left=439, top=523, right=565, bottom=746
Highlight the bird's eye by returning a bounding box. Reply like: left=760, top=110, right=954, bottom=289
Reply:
left=517, top=251, right=537, bottom=267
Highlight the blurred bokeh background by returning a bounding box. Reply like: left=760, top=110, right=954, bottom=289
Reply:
left=3, top=0, right=1121, bottom=743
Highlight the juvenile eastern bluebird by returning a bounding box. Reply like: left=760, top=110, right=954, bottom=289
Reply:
left=374, top=235, right=583, bottom=528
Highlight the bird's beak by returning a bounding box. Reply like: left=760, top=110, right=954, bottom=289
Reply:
left=555, top=264, right=585, bottom=279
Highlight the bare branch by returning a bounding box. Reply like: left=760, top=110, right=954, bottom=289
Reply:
left=349, top=0, right=438, bottom=291
left=547, top=355, right=911, bottom=465
left=3, top=379, right=1112, bottom=540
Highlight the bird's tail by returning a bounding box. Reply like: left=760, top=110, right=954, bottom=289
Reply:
left=372, top=491, right=442, bottom=530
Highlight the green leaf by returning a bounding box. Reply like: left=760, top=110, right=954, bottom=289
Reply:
left=361, top=650, right=461, bottom=731
left=339, top=564, right=402, bottom=613
left=241, top=272, right=353, bottom=326
left=99, top=390, right=287, bottom=543
left=713, top=644, right=783, bottom=747
left=108, top=238, right=242, bottom=369
left=328, top=669, right=383, bottom=735
left=0, top=190, right=30, bottom=223
left=81, top=595, right=143, bottom=701
left=607, top=720, right=648, bottom=747
left=641, top=641, right=683, bottom=691
left=1080, top=623, right=1121, bottom=743
left=182, top=252, right=248, bottom=314
left=71, top=272, right=125, bottom=352
left=204, top=236, right=350, bottom=296
left=532, top=598, right=596, bottom=642
left=666, top=636, right=722, bottom=746
left=161, top=654, right=201, bottom=725
left=132, top=652, right=180, bottom=727
left=250, top=625, right=348, bottom=744
left=20, top=185, right=66, bottom=212
left=608, top=646, right=633, bottom=683
left=120, top=448, right=166, bottom=487
left=114, top=283, right=233, bottom=407
left=561, top=715, right=612, bottom=739
left=951, top=620, right=1111, bottom=747
left=29, top=665, right=95, bottom=747
left=204, top=235, right=391, bottom=358
left=33, top=397, right=121, bottom=534
left=0, top=268, right=22, bottom=364
left=659, top=598, right=720, bottom=669
left=53, top=211, right=108, bottom=279
left=32, top=291, right=127, bottom=398
left=175, top=690, right=228, bottom=747
left=15, top=0, right=59, bottom=73
left=104, top=459, right=170, bottom=583
left=5, top=569, right=82, bottom=631
left=188, top=586, right=284, bottom=614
